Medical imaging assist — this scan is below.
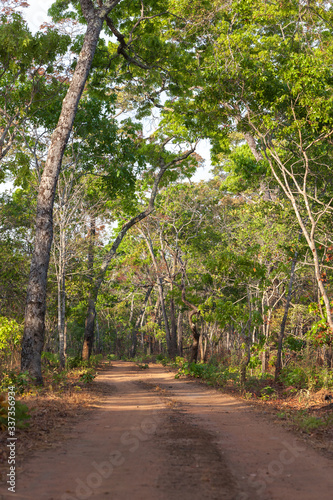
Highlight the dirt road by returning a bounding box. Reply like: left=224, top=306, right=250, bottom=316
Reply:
left=1, top=361, right=332, bottom=500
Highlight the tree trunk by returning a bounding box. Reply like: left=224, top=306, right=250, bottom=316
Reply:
left=199, top=333, right=204, bottom=362
left=95, top=314, right=100, bottom=353
left=58, top=224, right=66, bottom=369
left=325, top=344, right=333, bottom=369
left=275, top=242, right=299, bottom=381
left=169, top=293, right=178, bottom=358
left=179, top=260, right=201, bottom=362
left=21, top=11, right=104, bottom=383
left=82, top=298, right=96, bottom=360
left=265, top=152, right=333, bottom=332
left=157, top=277, right=172, bottom=355
left=82, top=215, right=96, bottom=361
left=189, top=310, right=200, bottom=363
left=240, top=288, right=253, bottom=386
left=140, top=230, right=174, bottom=356
left=240, top=344, right=251, bottom=387
left=177, top=311, right=183, bottom=356
left=130, top=285, right=153, bottom=358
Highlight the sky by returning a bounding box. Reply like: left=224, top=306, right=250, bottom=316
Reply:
left=23, top=0, right=53, bottom=33
left=1, top=0, right=212, bottom=190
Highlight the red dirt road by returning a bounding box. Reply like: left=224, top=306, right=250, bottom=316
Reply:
left=0, top=361, right=332, bottom=500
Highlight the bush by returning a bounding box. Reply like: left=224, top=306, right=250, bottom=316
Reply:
left=280, top=365, right=308, bottom=389
left=0, top=317, right=22, bottom=353
left=292, top=410, right=331, bottom=433
left=160, top=356, right=171, bottom=366
left=89, top=354, right=103, bottom=367
left=66, top=356, right=83, bottom=369
left=79, top=369, right=97, bottom=384
left=51, top=370, right=67, bottom=386
left=41, top=351, right=59, bottom=367
left=0, top=393, right=30, bottom=430
left=279, top=363, right=333, bottom=391
left=0, top=370, right=31, bottom=394
left=175, top=361, right=240, bottom=387
left=107, top=354, right=117, bottom=361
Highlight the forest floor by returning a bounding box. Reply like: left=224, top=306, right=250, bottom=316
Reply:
left=0, top=360, right=333, bottom=500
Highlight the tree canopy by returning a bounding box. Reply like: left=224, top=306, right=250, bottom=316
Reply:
left=0, top=0, right=332, bottom=386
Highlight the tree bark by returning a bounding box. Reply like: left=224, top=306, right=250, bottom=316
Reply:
left=169, top=294, right=178, bottom=357
left=58, top=225, right=66, bottom=369
left=275, top=241, right=299, bottom=381
left=189, top=310, right=200, bottom=362
left=21, top=7, right=105, bottom=383
left=240, top=288, right=253, bottom=386
left=179, top=262, right=200, bottom=362
left=157, top=277, right=172, bottom=354
left=82, top=215, right=96, bottom=360
left=177, top=311, right=183, bottom=356
left=130, top=285, right=153, bottom=358
left=140, top=230, right=175, bottom=357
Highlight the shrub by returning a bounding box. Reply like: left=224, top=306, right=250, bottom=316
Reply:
left=0, top=393, right=30, bottom=430
left=0, top=317, right=22, bottom=353
left=41, top=351, right=59, bottom=367
left=280, top=365, right=308, bottom=389
left=89, top=354, right=103, bottom=367
left=136, top=363, right=149, bottom=370
left=66, top=356, right=83, bottom=369
left=107, top=354, right=117, bottom=361
left=175, top=361, right=240, bottom=387
left=279, top=363, right=333, bottom=391
left=52, top=370, right=67, bottom=386
left=0, top=370, right=31, bottom=394
left=79, top=369, right=97, bottom=384
left=292, top=410, right=328, bottom=433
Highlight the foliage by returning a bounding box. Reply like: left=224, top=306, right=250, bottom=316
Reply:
left=88, top=354, right=103, bottom=368
left=0, top=393, right=30, bottom=430
left=107, top=354, right=118, bottom=361
left=1, top=0, right=333, bottom=401
left=136, top=363, right=149, bottom=370
left=175, top=360, right=240, bottom=387
left=79, top=369, right=97, bottom=384
left=66, top=356, right=83, bottom=370
left=0, top=5, right=71, bottom=170
left=291, top=410, right=333, bottom=434
left=41, top=351, right=60, bottom=368
left=279, top=364, right=333, bottom=391
left=0, top=370, right=31, bottom=395
left=0, top=317, right=23, bottom=353
left=65, top=354, right=103, bottom=370
left=307, top=300, right=333, bottom=347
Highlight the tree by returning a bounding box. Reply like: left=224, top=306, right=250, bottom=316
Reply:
left=165, top=0, right=333, bottom=365
left=0, top=1, right=70, bottom=166
left=81, top=138, right=197, bottom=359
left=20, top=0, right=205, bottom=382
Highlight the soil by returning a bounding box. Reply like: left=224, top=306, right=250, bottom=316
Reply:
left=0, top=361, right=332, bottom=500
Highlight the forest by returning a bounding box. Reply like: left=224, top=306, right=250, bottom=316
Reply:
left=2, top=1, right=333, bottom=497
left=1, top=0, right=333, bottom=412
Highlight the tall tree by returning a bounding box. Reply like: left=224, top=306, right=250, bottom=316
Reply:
left=166, top=0, right=333, bottom=342
left=0, top=1, right=70, bottom=166
left=21, top=0, right=174, bottom=382
left=81, top=139, right=197, bottom=359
